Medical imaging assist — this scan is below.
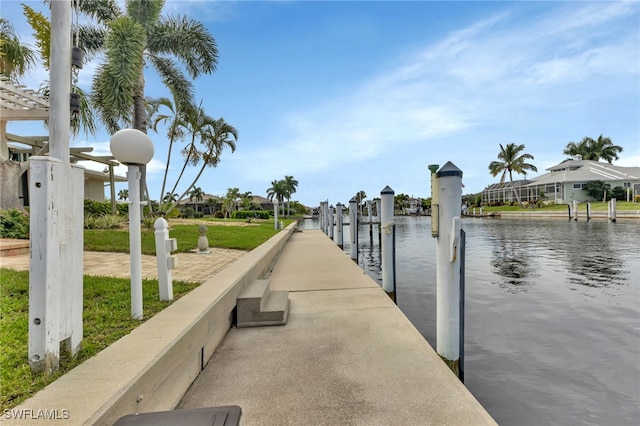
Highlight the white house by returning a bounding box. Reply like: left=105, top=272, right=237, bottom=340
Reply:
left=482, top=155, right=639, bottom=205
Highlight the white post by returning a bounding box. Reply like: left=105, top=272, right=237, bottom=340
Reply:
left=435, top=162, right=463, bottom=377
left=128, top=165, right=144, bottom=319
left=319, top=201, right=326, bottom=233
left=609, top=198, right=617, bottom=222
left=349, top=197, right=358, bottom=262
left=366, top=200, right=373, bottom=224
left=110, top=129, right=154, bottom=320
left=155, top=218, right=176, bottom=301
left=380, top=186, right=396, bottom=302
left=28, top=157, right=62, bottom=373
left=328, top=205, right=334, bottom=239
left=375, top=199, right=381, bottom=223
left=335, top=202, right=344, bottom=249
left=273, top=199, right=279, bottom=230
left=573, top=200, right=578, bottom=221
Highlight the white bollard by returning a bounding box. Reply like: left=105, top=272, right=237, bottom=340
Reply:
left=380, top=186, right=396, bottom=302
left=155, top=218, right=176, bottom=301
left=349, top=198, right=358, bottom=262
left=434, top=162, right=463, bottom=377
left=335, top=202, right=344, bottom=249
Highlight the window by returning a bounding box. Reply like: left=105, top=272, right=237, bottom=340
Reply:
left=573, top=183, right=587, bottom=189
left=623, top=182, right=632, bottom=188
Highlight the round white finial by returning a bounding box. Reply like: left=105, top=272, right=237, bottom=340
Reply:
left=110, top=129, right=154, bottom=165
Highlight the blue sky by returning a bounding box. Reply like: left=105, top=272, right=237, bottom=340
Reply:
left=3, top=0, right=639, bottom=207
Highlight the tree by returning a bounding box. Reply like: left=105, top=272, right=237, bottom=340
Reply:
left=488, top=143, right=538, bottom=204
left=583, top=180, right=611, bottom=201
left=78, top=0, right=218, bottom=207
left=0, top=17, right=36, bottom=79
left=266, top=180, right=287, bottom=215
left=189, top=186, right=204, bottom=213
left=283, top=175, right=299, bottom=217
left=563, top=135, right=622, bottom=164
left=354, top=190, right=367, bottom=215
left=118, top=189, right=129, bottom=201
left=222, top=187, right=241, bottom=219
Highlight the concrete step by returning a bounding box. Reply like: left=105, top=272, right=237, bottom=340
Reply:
left=237, top=279, right=289, bottom=328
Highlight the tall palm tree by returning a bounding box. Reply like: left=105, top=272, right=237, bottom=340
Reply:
left=354, top=190, right=367, bottom=215
left=489, top=143, right=538, bottom=204
left=563, top=135, right=622, bottom=163
left=189, top=186, right=204, bottom=213
left=164, top=115, right=237, bottom=216
left=266, top=179, right=287, bottom=215
left=283, top=175, right=299, bottom=217
left=77, top=0, right=218, bottom=207
left=0, top=17, right=36, bottom=79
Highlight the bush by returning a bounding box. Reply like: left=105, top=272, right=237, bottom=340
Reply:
left=232, top=210, right=270, bottom=220
left=84, top=200, right=128, bottom=217
left=0, top=209, right=30, bottom=239
left=214, top=211, right=224, bottom=218
left=182, top=207, right=194, bottom=218
left=84, top=214, right=125, bottom=229
left=194, top=212, right=204, bottom=218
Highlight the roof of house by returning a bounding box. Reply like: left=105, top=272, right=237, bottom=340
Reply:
left=529, top=159, right=640, bottom=186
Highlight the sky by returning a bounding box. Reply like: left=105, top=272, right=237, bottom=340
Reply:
left=3, top=0, right=639, bottom=207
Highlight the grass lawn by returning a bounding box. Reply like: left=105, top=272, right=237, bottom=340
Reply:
left=0, top=269, right=199, bottom=410
left=0, top=218, right=294, bottom=410
left=84, top=220, right=290, bottom=254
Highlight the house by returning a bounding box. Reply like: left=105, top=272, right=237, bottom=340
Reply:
left=482, top=155, right=640, bottom=205
left=0, top=77, right=124, bottom=211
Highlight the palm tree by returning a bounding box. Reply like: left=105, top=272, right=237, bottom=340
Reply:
left=118, top=189, right=129, bottom=201
left=164, top=115, right=237, bottom=216
left=489, top=143, right=538, bottom=204
left=563, top=135, right=622, bottom=163
left=266, top=180, right=287, bottom=215
left=283, top=175, right=299, bottom=217
left=354, top=190, right=367, bottom=216
left=0, top=17, right=36, bottom=79
left=77, top=0, right=218, bottom=207
left=189, top=186, right=204, bottom=214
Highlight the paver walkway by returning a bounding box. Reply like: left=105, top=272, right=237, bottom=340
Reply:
left=0, top=246, right=246, bottom=283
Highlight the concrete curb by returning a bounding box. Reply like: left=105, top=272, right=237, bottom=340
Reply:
left=3, top=224, right=295, bottom=426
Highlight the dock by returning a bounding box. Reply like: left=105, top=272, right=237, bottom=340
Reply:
left=3, top=227, right=495, bottom=425
left=179, top=229, right=495, bottom=425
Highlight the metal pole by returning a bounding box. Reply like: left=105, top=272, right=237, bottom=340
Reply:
left=128, top=165, right=143, bottom=319
left=380, top=186, right=396, bottom=302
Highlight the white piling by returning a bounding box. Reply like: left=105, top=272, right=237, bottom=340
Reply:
left=335, top=202, right=344, bottom=249
left=375, top=199, right=381, bottom=223
left=609, top=198, right=617, bottom=222
left=366, top=200, right=373, bottom=224
left=380, top=186, right=396, bottom=302
left=573, top=200, right=578, bottom=221
left=434, top=162, right=463, bottom=377
left=349, top=197, right=358, bottom=262
left=155, top=218, right=177, bottom=301
left=328, top=205, right=334, bottom=239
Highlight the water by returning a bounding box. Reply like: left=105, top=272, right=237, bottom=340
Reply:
left=300, top=216, right=640, bottom=425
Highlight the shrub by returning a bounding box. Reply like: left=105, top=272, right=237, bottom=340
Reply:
left=232, top=210, right=270, bottom=220
left=0, top=209, right=30, bottom=239
left=194, top=212, right=204, bottom=218
left=84, top=214, right=125, bottom=229
left=182, top=207, right=194, bottom=218
left=84, top=200, right=128, bottom=217
left=213, top=211, right=224, bottom=218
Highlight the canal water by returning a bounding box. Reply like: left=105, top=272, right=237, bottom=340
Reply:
left=300, top=216, right=640, bottom=425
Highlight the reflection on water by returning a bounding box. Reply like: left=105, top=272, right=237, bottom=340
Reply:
left=302, top=216, right=640, bottom=426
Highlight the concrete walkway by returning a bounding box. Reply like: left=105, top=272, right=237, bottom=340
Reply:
left=0, top=244, right=246, bottom=283
left=179, top=230, right=496, bottom=425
